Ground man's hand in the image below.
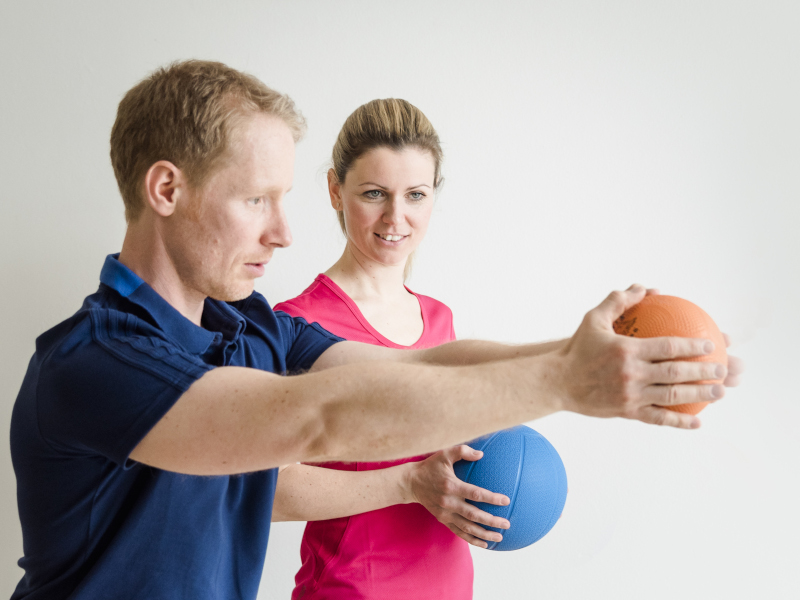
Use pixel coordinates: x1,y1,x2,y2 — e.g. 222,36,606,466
557,284,728,429
722,332,745,388
402,445,510,548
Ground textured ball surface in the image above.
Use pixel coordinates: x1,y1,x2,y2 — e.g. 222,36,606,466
453,425,567,551
613,294,727,415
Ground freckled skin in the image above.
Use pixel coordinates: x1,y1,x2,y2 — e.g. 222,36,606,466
162,114,296,303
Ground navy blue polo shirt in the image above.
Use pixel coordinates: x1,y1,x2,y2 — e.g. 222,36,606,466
10,254,342,600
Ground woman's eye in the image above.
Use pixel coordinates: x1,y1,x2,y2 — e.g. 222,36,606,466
409,192,425,201
249,197,263,205
364,190,383,199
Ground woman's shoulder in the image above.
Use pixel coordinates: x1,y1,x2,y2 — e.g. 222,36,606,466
273,275,340,319
274,274,371,342
407,290,456,345
410,291,453,320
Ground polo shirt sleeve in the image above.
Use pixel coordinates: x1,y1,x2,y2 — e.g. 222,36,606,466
232,291,343,374
36,310,213,466
279,314,344,373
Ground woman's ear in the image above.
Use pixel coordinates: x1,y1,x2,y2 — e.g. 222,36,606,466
328,168,342,210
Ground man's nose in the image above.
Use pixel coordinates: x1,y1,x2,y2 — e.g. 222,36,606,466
264,201,293,248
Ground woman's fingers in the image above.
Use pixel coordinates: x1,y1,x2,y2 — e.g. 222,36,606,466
448,496,509,529
446,524,492,549
448,514,504,546
444,444,482,464
455,479,509,509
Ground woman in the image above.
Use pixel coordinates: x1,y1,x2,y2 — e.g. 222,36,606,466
273,99,509,600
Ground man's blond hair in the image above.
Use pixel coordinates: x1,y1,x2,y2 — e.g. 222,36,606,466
110,60,306,222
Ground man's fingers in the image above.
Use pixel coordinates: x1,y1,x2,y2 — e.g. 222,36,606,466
637,406,701,430
647,360,727,385
643,382,724,407
636,336,714,361
591,285,647,325
725,355,745,387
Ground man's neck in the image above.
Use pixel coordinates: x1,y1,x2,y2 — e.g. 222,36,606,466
118,220,206,326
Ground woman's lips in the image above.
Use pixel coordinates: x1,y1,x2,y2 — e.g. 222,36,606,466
375,233,408,246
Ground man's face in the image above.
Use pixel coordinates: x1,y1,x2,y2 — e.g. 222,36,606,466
163,113,295,302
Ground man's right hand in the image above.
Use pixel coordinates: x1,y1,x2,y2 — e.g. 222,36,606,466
554,284,727,429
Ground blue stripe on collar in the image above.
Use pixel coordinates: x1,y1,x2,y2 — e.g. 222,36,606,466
99,254,144,298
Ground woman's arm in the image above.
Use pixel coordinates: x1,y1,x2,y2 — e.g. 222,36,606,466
310,338,567,372
273,446,512,548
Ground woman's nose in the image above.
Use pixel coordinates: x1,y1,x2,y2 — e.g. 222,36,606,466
383,197,405,225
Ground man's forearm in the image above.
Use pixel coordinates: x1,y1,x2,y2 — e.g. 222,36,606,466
301,354,564,465
131,353,562,476
272,463,412,522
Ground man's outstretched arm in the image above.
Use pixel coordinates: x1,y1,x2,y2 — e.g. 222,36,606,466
312,288,743,389
129,285,727,477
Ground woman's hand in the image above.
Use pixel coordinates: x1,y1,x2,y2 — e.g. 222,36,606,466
403,445,510,548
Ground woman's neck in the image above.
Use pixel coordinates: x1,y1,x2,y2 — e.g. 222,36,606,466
324,243,409,303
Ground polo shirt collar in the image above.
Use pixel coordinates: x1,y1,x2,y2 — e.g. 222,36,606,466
99,253,245,355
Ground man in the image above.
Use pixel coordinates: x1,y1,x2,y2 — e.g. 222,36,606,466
10,60,739,599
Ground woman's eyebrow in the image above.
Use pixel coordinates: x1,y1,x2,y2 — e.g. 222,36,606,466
356,182,432,190
357,181,388,188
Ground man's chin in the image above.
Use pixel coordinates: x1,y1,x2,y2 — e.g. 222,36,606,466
205,282,256,303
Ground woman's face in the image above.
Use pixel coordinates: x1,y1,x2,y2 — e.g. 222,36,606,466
331,146,436,269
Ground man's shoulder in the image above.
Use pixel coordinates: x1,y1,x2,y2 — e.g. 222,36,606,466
33,289,200,398
37,289,162,357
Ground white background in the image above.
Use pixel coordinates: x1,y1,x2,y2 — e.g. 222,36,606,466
1,1,798,598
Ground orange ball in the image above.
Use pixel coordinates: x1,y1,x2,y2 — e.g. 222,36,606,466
613,295,727,415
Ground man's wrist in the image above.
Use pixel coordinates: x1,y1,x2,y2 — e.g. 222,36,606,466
529,349,570,416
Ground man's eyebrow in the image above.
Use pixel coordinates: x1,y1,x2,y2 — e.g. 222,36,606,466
252,185,292,196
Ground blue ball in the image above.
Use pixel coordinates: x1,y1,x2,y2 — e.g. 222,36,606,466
453,425,568,551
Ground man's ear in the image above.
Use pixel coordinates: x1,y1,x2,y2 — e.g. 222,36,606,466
143,161,185,217
327,168,342,211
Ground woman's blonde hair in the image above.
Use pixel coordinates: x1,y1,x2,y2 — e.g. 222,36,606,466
331,99,443,280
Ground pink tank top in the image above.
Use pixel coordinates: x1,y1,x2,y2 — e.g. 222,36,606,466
274,274,473,600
